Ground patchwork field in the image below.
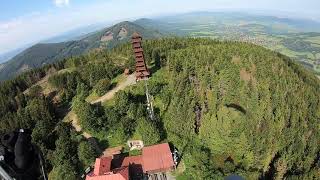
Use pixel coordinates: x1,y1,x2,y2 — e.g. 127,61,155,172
136,13,320,73
177,25,320,73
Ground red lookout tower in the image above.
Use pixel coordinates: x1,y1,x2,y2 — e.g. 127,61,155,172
131,32,150,81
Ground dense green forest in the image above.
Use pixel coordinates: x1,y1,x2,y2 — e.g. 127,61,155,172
0,38,320,179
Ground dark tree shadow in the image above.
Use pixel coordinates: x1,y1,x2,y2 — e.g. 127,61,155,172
54,100,71,119
109,82,117,90
153,107,167,140
111,154,143,179
88,137,105,155
260,152,280,180
130,94,147,104
149,65,161,75
225,103,246,114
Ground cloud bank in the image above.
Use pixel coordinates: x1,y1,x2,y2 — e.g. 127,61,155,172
54,0,70,7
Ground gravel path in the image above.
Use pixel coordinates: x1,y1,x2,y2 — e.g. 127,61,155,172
91,74,136,104
69,74,136,139
66,111,92,139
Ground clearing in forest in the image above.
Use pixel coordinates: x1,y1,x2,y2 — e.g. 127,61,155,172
67,73,136,139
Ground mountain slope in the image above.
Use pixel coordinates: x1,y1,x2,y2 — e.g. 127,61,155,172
116,38,320,179
81,21,162,49
0,46,28,64
41,22,111,43
1,38,320,179
150,39,320,179
0,21,162,81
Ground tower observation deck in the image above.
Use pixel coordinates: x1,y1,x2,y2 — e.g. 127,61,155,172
131,32,150,81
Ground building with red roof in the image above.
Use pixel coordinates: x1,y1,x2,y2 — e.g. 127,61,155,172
86,156,129,180
93,157,112,176
142,143,175,174
87,164,129,180
86,143,175,180
118,155,143,179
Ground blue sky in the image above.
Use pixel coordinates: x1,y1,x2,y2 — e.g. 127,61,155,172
0,0,320,54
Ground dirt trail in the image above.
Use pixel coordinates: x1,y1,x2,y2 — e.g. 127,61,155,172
68,74,136,138
65,111,92,139
23,73,52,95
23,68,69,95
91,74,136,104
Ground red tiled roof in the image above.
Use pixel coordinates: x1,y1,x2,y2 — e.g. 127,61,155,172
113,167,129,180
93,157,112,176
86,166,129,180
121,155,143,167
142,143,174,173
87,143,174,180
122,155,143,177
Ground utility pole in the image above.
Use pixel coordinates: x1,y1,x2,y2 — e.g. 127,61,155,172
145,81,155,121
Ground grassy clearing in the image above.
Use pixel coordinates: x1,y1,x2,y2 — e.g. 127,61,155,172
86,73,128,103
274,45,310,58
24,68,74,95
111,73,126,84
86,91,99,102
102,98,115,107
172,160,186,179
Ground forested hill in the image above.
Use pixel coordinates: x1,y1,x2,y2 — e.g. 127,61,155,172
0,21,162,81
0,38,319,179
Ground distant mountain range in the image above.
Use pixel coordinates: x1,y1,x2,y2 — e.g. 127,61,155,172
0,23,110,64
2,11,320,81
41,22,111,43
135,12,320,35
0,21,162,81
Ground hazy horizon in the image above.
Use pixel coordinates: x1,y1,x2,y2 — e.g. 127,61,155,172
1,0,320,55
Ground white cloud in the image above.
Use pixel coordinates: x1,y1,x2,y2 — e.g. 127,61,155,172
54,0,70,7
0,20,21,33
0,11,80,53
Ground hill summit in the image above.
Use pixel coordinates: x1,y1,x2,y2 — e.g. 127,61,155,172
0,21,162,81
